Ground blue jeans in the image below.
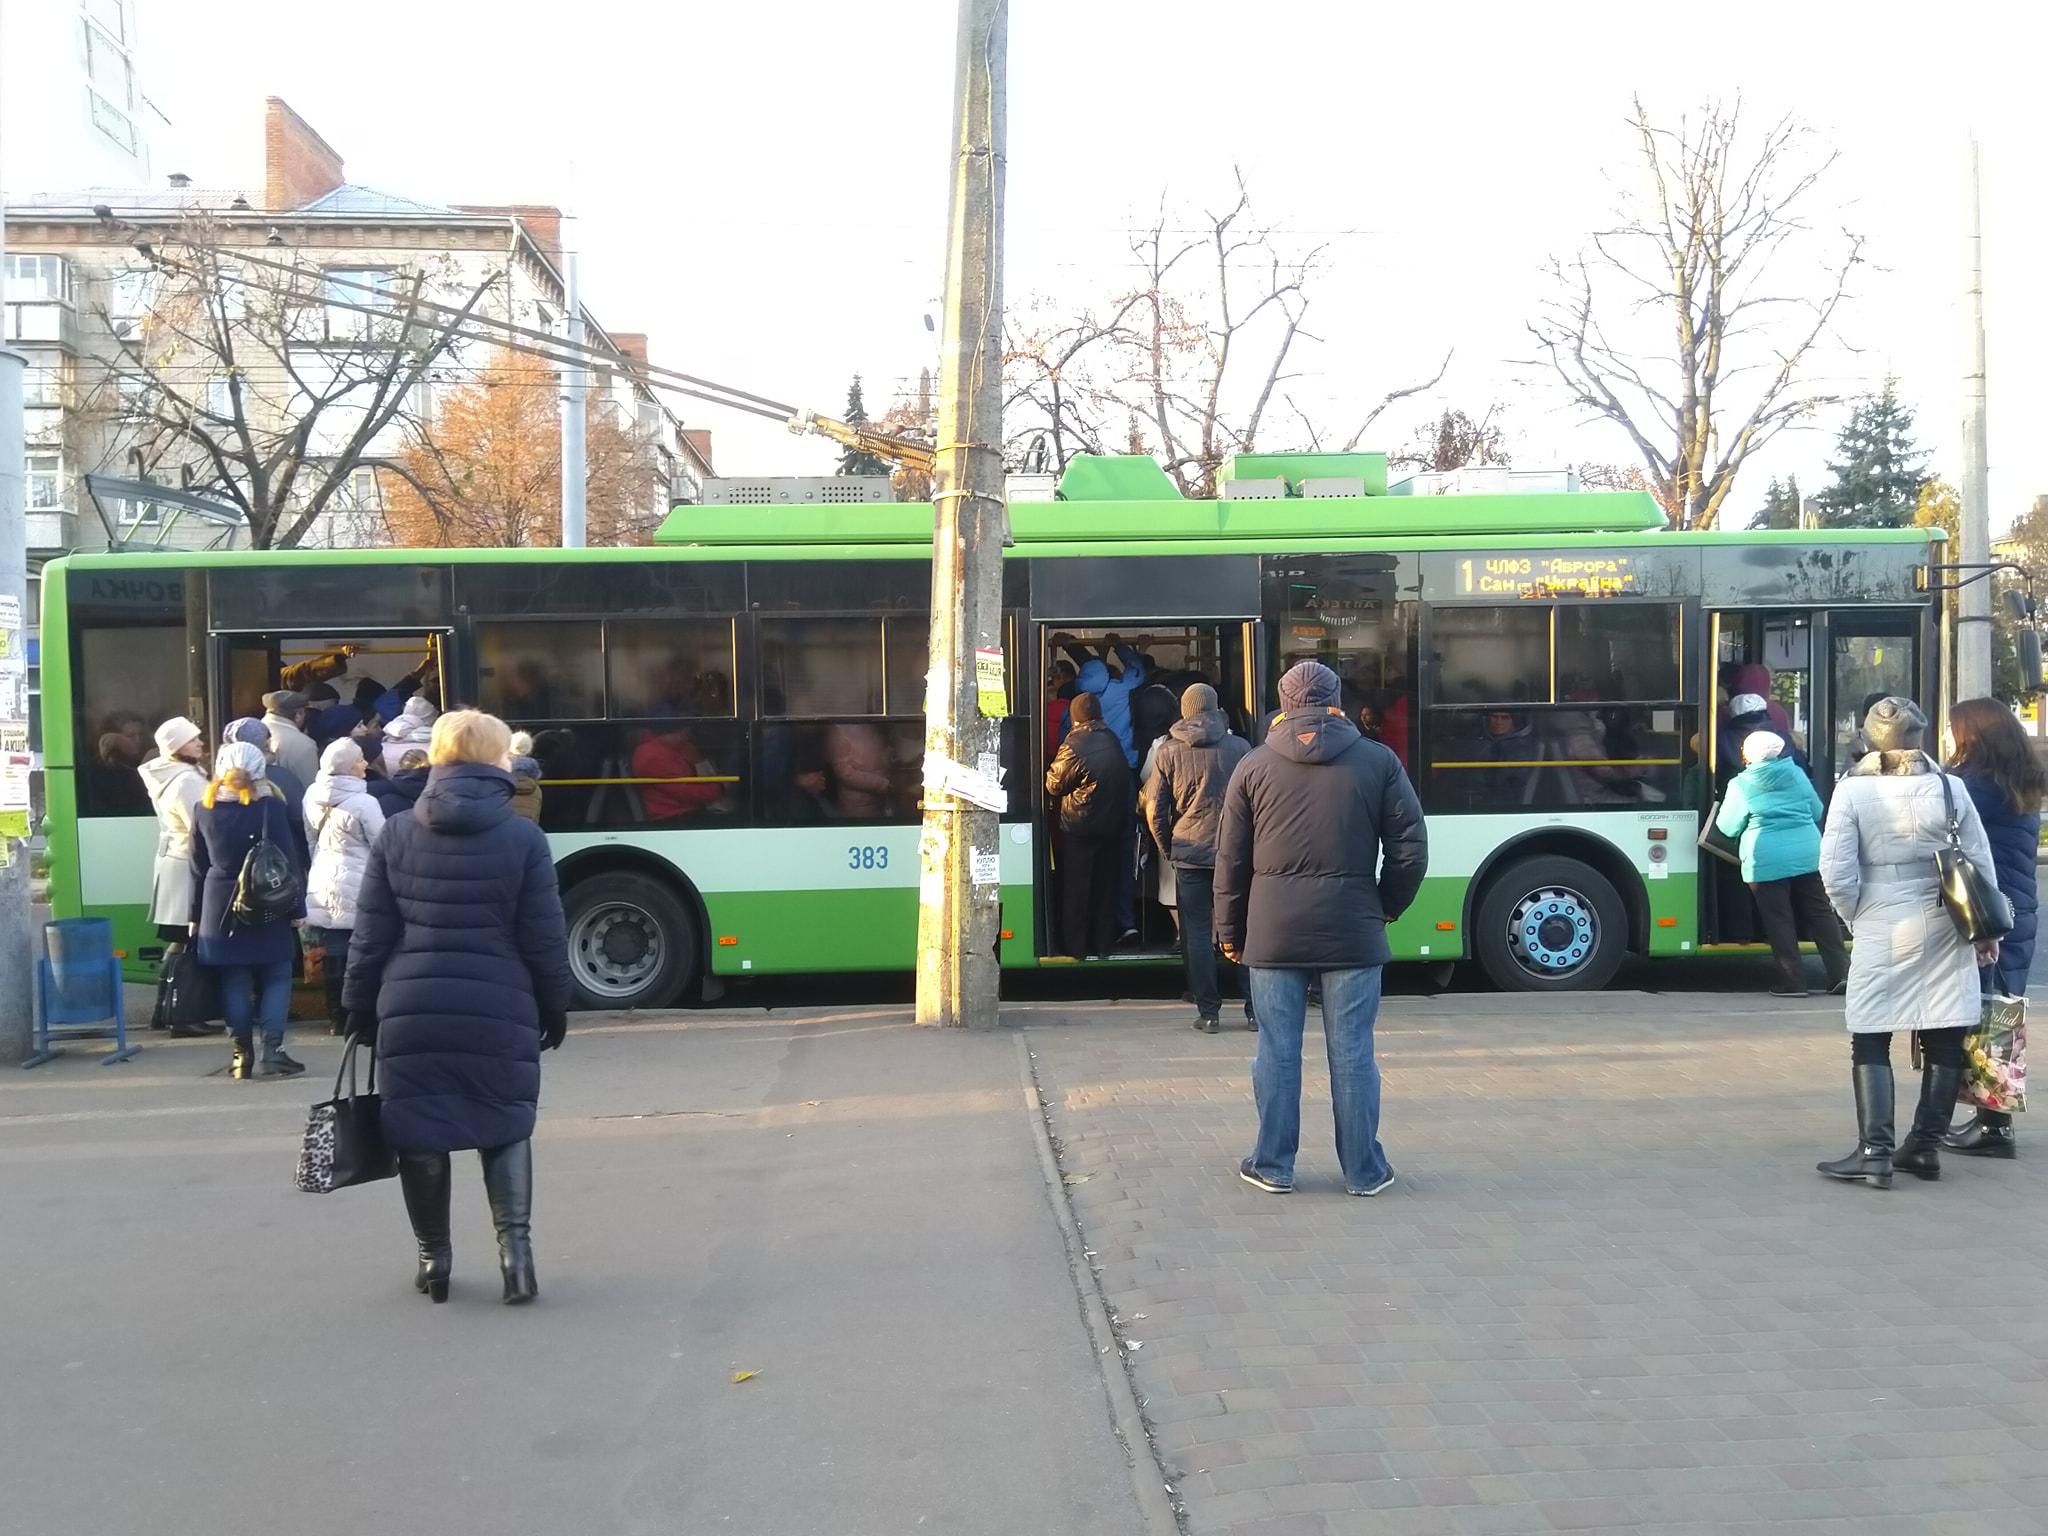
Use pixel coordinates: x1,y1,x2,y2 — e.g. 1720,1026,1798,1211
1174,867,1251,1022
217,961,293,1045
1246,966,1390,1192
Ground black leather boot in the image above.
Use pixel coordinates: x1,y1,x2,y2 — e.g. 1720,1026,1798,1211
1894,1064,1965,1181
397,1154,453,1302
1818,1062,1894,1187
1946,1107,2018,1158
227,1033,254,1080
480,1140,537,1304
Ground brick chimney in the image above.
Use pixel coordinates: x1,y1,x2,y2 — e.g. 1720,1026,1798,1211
263,97,345,211
682,428,714,472
609,332,649,368
456,204,564,266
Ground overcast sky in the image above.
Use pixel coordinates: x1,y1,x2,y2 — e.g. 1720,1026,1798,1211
139,0,2047,526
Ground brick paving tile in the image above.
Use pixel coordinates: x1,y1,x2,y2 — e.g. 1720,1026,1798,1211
1026,992,2048,1536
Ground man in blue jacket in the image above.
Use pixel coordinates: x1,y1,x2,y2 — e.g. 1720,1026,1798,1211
1216,660,1428,1197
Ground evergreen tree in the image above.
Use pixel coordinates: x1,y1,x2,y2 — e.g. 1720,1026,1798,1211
1813,378,1928,528
836,374,890,477
1750,474,1803,530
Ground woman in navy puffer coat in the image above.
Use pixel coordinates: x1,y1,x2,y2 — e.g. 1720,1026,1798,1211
344,710,571,1304
1943,698,2044,1158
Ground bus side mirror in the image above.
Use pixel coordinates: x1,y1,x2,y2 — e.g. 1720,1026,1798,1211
2004,588,2036,622
2021,627,2047,693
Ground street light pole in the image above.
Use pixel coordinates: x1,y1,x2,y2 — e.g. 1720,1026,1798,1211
560,249,587,548
915,0,1007,1029
1957,137,1992,701
0,50,35,1063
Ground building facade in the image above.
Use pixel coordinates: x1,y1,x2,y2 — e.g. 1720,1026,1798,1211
4,96,711,563
0,0,155,192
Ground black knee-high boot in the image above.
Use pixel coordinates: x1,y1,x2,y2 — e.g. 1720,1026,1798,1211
1895,1063,1965,1180
1817,1062,1894,1187
479,1140,537,1304
397,1153,453,1301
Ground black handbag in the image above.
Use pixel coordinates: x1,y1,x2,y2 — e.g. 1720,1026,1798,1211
294,1035,397,1193
158,944,219,1029
1697,800,1743,868
1931,760,2015,943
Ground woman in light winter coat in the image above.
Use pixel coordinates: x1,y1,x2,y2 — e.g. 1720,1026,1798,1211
304,738,386,1036
1715,731,1848,997
139,716,208,937
381,695,439,775
1817,697,2000,1188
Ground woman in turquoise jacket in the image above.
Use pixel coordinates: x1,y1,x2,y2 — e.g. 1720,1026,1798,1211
1717,730,1849,997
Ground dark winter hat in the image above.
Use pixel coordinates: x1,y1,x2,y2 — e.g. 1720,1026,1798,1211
1862,695,1927,753
1069,690,1102,724
306,682,340,704
262,689,306,715
1180,682,1218,719
1278,660,1341,711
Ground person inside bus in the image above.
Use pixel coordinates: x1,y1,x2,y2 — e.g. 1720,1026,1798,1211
1045,690,1131,959
1470,709,1543,807
1071,636,1151,940
1045,659,1078,755
90,717,153,815
1717,691,1807,785
823,721,892,819
632,725,726,822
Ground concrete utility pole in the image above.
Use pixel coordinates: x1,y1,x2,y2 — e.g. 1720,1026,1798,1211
1957,138,1993,701
0,64,36,1064
559,249,587,548
915,0,1007,1029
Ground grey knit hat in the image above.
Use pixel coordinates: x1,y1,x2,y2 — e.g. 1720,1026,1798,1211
1862,695,1927,753
1179,682,1218,719
1278,660,1341,711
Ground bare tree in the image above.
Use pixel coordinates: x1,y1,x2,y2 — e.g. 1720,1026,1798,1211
78,218,503,548
1528,98,1863,530
1392,405,1512,473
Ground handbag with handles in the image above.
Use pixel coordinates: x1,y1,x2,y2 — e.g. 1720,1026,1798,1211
1929,759,2015,943
295,1035,397,1194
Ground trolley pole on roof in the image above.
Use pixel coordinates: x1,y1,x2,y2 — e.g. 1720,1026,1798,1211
1956,137,1992,702
915,0,1007,1029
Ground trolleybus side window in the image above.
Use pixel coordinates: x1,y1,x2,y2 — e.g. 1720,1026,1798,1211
476,621,603,720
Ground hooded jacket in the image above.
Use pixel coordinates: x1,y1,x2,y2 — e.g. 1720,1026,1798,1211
1143,710,1251,869
1075,647,1148,768
381,697,438,775
1213,709,1428,968
138,754,206,925
1714,755,1824,884
1044,718,1132,839
509,755,543,825
303,743,387,930
342,763,572,1154
369,766,429,817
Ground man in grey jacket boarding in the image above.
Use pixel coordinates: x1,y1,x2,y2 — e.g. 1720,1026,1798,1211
1216,661,1428,1196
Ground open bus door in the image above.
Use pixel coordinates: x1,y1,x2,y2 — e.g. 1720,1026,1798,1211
209,628,452,742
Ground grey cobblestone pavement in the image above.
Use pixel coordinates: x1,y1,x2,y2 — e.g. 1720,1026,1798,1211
1023,988,2048,1536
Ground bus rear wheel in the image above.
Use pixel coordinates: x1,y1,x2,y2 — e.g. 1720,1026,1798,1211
1473,855,1628,992
563,871,699,1011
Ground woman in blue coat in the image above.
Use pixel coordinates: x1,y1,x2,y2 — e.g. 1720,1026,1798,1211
1716,730,1849,997
1944,698,2044,1157
188,741,307,1080
343,710,571,1304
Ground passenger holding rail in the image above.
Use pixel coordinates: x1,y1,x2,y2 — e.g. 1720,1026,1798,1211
1715,731,1848,998
1045,691,1131,959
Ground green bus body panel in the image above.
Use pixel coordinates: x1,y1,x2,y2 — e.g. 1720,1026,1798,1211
1053,455,1183,501
1219,452,1389,497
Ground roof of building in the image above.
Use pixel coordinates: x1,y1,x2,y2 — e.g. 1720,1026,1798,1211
7,188,259,215
294,183,460,216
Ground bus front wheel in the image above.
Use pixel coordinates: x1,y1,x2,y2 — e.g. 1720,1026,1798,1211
563,871,699,1011
1473,856,1627,992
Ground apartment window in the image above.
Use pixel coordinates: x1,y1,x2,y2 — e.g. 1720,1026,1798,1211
4,255,71,305
26,455,64,511
206,376,236,418
83,11,138,154
22,363,66,409
85,0,132,44
324,268,398,341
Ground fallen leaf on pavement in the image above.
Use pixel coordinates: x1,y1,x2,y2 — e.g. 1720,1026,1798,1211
731,1370,757,1384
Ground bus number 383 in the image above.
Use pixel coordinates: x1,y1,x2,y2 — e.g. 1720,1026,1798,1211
848,846,890,870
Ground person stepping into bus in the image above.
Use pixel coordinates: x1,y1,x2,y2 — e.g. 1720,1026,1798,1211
1215,661,1427,1197
1045,690,1131,960
1144,683,1253,1033
262,689,321,789
1715,730,1848,998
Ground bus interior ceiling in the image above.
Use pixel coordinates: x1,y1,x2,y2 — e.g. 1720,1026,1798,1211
1040,623,1251,958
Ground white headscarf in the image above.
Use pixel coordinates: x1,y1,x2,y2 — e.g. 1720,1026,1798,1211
213,741,269,781
318,737,366,779
1741,730,1786,766
384,694,438,744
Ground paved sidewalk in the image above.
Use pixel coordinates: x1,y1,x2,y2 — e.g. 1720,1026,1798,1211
1024,990,2048,1536
0,1010,1144,1536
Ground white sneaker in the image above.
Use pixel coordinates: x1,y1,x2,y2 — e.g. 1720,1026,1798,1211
1347,1171,1395,1197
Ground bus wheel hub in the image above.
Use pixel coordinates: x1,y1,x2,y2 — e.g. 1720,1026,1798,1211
1509,888,1595,975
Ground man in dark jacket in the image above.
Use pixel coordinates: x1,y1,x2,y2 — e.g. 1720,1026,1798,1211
1045,691,1131,959
1145,683,1253,1032
1215,660,1427,1197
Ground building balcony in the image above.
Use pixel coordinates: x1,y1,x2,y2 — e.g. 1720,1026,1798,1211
3,301,79,354
26,508,77,555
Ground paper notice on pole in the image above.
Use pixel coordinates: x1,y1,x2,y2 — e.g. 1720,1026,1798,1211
971,850,1001,886
0,750,30,816
923,752,1008,812
974,647,1006,718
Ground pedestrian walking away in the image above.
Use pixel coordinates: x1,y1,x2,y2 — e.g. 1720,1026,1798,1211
1143,682,1253,1032
1044,690,1131,960
189,741,308,1081
303,738,387,1037
343,709,571,1305
1214,660,1428,1196
1716,730,1848,997
1817,697,2000,1188
1944,697,2045,1158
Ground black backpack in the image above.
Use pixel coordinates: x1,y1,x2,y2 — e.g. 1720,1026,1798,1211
230,811,301,928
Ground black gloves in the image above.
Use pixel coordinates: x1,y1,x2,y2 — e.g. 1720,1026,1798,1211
540,1010,568,1052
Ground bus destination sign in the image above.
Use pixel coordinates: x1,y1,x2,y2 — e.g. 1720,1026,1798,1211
1456,553,1638,599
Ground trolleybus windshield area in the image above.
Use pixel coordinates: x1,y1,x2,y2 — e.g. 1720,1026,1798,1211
41,451,1944,1010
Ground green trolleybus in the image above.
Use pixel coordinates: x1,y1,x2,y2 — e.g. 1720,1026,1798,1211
42,451,1944,1009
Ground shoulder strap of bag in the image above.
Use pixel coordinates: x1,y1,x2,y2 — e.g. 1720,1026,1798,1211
1928,753,1964,850
333,1034,377,1099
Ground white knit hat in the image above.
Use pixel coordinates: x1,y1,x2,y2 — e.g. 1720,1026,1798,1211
1741,731,1786,766
153,716,201,757
1729,693,1769,718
